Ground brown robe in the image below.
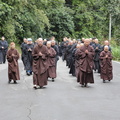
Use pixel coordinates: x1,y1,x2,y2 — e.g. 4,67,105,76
7,49,20,81
47,47,57,79
75,45,94,85
32,45,49,87
100,51,113,80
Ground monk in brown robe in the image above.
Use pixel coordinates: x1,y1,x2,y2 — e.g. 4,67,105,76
47,41,57,82
75,43,84,79
7,42,20,84
32,38,49,89
100,45,113,83
75,39,94,87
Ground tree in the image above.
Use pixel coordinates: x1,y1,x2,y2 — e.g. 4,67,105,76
45,6,74,41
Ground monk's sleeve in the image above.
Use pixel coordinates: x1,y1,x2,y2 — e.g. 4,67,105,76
108,53,112,60
13,50,19,60
100,52,106,60
32,48,39,60
75,49,86,59
87,47,94,59
41,47,48,60
7,51,13,62
50,49,56,58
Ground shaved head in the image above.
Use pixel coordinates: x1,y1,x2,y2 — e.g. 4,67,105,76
37,38,43,46
104,45,109,51
47,41,51,48
104,40,109,45
84,39,90,46
95,39,99,44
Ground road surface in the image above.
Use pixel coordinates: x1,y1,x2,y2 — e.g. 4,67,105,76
0,58,120,120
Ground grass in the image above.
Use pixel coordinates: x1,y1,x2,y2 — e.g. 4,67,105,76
110,40,120,61
111,46,120,61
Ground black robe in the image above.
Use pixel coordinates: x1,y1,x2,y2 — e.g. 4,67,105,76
51,45,59,66
101,45,111,52
0,40,8,63
68,43,77,68
92,43,101,73
69,48,77,76
61,41,67,61
20,42,27,68
66,45,72,67
24,43,34,72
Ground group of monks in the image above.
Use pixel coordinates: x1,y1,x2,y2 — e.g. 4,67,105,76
0,36,113,89
60,37,113,87
7,37,59,89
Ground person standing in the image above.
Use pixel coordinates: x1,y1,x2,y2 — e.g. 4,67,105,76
32,38,49,89
92,39,101,73
47,41,57,82
0,36,8,64
100,46,113,83
101,40,111,52
75,43,84,78
61,37,67,61
75,39,94,87
7,42,20,84
24,38,34,76
20,38,28,69
51,40,59,67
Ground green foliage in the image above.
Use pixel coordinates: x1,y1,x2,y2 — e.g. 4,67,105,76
111,45,120,61
45,6,74,41
0,0,50,43
0,0,119,44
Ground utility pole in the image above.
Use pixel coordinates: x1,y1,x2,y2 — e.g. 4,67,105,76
109,14,112,41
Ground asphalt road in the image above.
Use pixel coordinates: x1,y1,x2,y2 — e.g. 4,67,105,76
0,58,120,120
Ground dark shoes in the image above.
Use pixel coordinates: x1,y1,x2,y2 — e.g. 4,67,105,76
14,81,17,84
52,78,55,82
8,80,11,84
26,71,32,76
27,72,30,76
8,80,17,84
103,80,111,83
81,84,88,87
84,84,87,87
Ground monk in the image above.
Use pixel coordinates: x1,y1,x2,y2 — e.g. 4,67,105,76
92,39,101,73
0,36,8,64
101,40,111,52
20,38,27,69
32,38,49,89
75,39,94,87
75,43,84,78
47,41,57,82
24,38,34,76
7,42,20,84
100,45,113,83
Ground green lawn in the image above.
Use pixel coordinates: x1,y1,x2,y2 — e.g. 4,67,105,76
111,46,120,61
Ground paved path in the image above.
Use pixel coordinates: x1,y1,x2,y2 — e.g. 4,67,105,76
0,59,120,120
